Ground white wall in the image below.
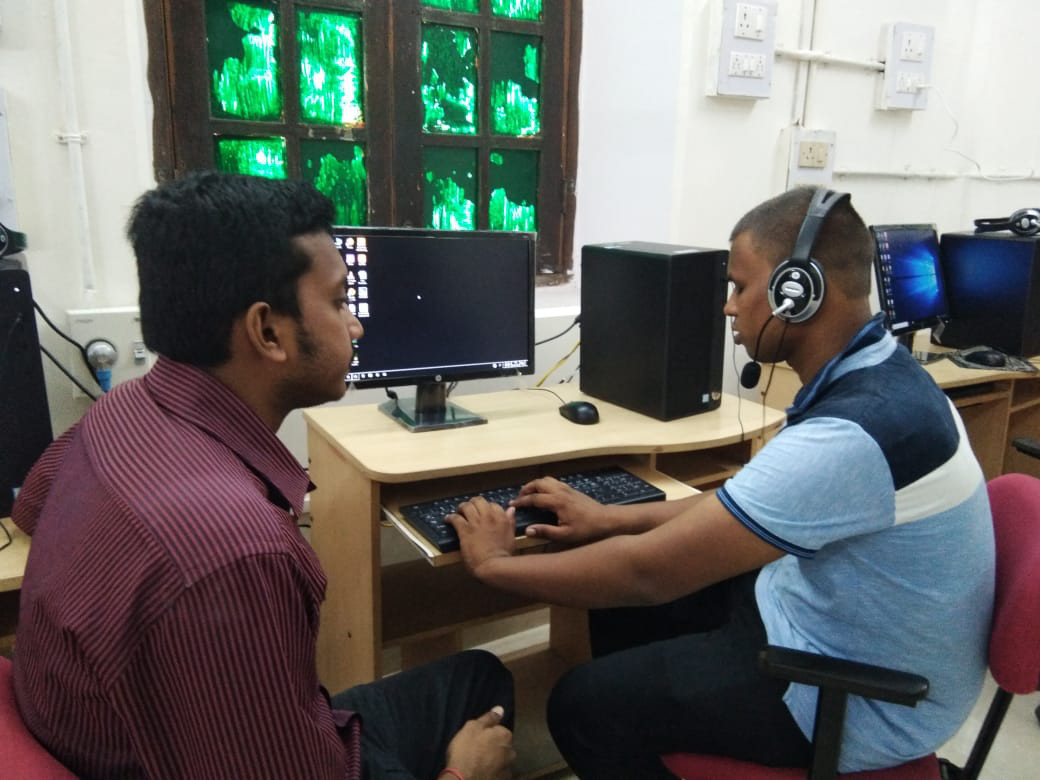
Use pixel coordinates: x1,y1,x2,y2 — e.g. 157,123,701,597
2,0,1039,458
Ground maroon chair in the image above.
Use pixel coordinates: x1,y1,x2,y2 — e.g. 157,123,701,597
0,656,77,778
662,473,1040,780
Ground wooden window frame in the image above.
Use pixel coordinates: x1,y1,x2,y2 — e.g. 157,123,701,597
143,0,581,282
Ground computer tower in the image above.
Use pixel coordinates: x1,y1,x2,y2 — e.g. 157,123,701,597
934,232,1040,357
1,267,53,517
580,241,728,420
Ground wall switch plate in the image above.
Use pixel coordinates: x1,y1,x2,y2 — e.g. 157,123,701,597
67,306,155,398
706,0,777,99
877,22,934,110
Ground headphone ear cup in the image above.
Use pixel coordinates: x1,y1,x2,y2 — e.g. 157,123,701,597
1009,208,1040,236
768,259,826,323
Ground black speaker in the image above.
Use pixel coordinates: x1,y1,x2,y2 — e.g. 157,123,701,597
934,232,1040,357
1,268,53,517
580,242,728,421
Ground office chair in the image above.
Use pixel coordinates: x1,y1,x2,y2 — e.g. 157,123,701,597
0,656,76,778
662,472,1040,780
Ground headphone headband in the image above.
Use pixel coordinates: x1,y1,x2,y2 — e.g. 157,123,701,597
974,207,1040,237
790,189,851,265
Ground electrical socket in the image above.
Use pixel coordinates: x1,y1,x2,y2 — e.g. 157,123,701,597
728,51,766,78
877,22,933,110
706,0,777,99
67,306,154,398
734,2,767,41
798,141,829,169
781,127,836,188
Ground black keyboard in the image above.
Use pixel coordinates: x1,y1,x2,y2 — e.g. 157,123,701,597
398,466,666,553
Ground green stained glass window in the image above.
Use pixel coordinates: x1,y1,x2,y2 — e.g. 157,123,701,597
302,141,368,225
491,0,542,21
422,0,479,12
298,9,364,126
214,136,287,178
424,147,477,230
491,33,541,136
207,1,282,120
421,24,478,135
489,149,537,231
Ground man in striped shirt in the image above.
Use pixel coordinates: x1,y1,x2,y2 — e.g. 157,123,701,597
12,172,515,779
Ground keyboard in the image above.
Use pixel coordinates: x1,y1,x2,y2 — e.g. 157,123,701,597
397,466,667,553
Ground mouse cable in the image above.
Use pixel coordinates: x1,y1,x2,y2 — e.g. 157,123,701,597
534,339,580,387
523,386,566,405
535,314,580,346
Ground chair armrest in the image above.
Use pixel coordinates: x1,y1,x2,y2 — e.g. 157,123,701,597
1012,437,1040,459
759,645,929,707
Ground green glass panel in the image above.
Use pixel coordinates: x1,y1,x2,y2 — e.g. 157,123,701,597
489,149,537,231
491,33,541,136
302,140,368,225
206,0,282,120
214,136,287,179
491,0,542,21
421,24,478,135
422,0,479,12
424,147,476,230
298,9,364,126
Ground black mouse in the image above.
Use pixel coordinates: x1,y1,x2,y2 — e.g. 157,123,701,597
964,349,1007,368
559,400,600,425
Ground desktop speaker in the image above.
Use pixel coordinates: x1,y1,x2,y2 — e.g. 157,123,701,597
580,242,728,420
1,267,53,517
934,232,1040,358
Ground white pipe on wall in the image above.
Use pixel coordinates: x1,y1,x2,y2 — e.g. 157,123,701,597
53,0,97,296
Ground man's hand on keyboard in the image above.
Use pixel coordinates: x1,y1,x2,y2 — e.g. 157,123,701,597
511,477,614,544
446,496,518,574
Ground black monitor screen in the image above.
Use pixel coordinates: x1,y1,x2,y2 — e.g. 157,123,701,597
870,224,948,336
940,233,1033,317
332,227,535,389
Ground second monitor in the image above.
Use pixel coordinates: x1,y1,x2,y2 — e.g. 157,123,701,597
332,226,535,431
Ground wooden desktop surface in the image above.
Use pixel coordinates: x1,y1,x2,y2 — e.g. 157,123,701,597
0,517,29,593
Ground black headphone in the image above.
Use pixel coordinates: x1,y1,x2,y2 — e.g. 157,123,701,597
0,222,27,258
973,208,1040,237
766,188,850,323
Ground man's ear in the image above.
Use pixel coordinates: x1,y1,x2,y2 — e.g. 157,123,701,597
240,301,290,363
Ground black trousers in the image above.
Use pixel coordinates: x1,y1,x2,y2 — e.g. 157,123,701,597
547,572,812,779
331,649,514,779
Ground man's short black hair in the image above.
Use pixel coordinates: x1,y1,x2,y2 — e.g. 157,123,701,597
127,171,335,367
730,187,874,299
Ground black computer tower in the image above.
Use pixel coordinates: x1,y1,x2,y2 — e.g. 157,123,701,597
1,267,53,517
580,242,728,420
934,232,1040,357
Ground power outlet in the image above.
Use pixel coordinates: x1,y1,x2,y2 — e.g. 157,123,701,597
706,0,777,99
67,306,154,398
798,141,829,169
877,22,934,110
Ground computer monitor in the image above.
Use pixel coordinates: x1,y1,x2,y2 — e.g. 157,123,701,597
870,224,948,354
332,226,535,431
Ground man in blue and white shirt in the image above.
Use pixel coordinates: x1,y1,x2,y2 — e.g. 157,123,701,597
449,187,995,777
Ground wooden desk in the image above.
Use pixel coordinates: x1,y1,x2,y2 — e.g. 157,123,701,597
303,385,784,692
761,351,1040,482
0,517,29,593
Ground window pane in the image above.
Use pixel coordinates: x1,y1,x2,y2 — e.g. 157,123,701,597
424,147,477,230
422,0,479,12
214,136,287,178
491,32,541,136
302,140,368,225
298,9,364,126
206,0,282,120
491,0,542,21
421,24,478,135
489,149,537,231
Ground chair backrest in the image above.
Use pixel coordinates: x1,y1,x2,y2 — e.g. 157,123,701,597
986,473,1040,694
0,656,77,778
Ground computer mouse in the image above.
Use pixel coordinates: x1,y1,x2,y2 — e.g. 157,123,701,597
965,349,1007,368
559,400,600,425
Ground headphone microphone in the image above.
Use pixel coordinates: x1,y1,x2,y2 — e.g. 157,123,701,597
739,298,795,389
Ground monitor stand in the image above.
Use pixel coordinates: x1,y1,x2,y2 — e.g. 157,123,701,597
378,382,487,432
898,333,945,365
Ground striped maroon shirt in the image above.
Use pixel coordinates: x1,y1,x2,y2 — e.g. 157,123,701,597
12,358,361,778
